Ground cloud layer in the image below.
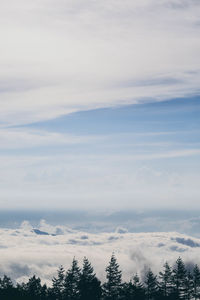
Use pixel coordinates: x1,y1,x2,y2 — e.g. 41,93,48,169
1,221,200,285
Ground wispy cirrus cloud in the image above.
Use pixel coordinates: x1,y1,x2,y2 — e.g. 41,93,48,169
0,128,100,149
0,0,200,125
0,0,199,210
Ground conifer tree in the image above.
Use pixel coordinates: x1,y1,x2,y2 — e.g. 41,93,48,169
132,273,145,299
103,253,122,300
145,269,158,300
120,281,132,300
52,265,65,300
79,257,101,300
185,271,193,300
193,264,200,300
63,258,81,300
0,275,13,289
159,262,173,298
0,275,15,300
40,284,48,300
26,275,42,300
172,257,187,299
16,282,27,300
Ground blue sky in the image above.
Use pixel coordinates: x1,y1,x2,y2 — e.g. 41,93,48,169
0,96,199,210
0,0,200,210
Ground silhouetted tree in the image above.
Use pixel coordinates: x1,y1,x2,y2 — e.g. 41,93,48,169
185,271,193,300
63,258,81,300
103,253,122,300
193,264,200,300
25,275,43,300
172,257,187,299
159,262,173,298
79,257,101,300
0,275,16,300
52,265,65,300
145,269,159,300
121,274,145,300
132,273,146,299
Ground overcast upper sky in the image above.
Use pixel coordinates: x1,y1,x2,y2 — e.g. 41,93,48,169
0,0,200,210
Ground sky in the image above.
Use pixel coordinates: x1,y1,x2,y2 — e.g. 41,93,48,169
0,0,200,210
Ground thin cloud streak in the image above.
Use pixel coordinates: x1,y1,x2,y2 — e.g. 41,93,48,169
0,0,199,125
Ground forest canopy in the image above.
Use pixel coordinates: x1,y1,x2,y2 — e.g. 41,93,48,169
0,255,200,300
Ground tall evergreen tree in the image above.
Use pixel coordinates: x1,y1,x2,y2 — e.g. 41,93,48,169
120,282,132,300
63,258,81,300
159,262,173,298
145,269,158,300
25,275,43,300
172,257,187,299
79,257,101,300
103,253,122,300
120,274,145,300
0,275,16,300
0,275,13,289
52,265,65,300
16,282,27,300
185,271,193,300
39,284,48,300
132,273,145,299
193,264,200,300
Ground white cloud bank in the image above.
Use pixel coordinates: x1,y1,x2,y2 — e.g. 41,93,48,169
0,0,200,125
1,221,200,285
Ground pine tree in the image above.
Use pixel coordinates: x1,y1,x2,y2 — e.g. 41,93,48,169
132,273,145,299
172,257,187,299
63,258,81,300
159,262,173,298
103,253,122,300
16,282,27,300
25,275,42,300
145,269,158,300
79,257,101,300
41,284,48,300
0,275,15,300
0,275,13,289
120,277,144,300
52,265,65,300
185,271,193,300
193,264,200,300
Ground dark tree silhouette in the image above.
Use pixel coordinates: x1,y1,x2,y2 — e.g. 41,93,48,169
193,264,200,300
63,257,81,300
79,257,101,300
185,271,193,300
1,255,200,300
0,275,17,300
121,274,145,300
132,273,146,299
26,275,44,300
103,253,122,300
145,269,159,300
159,262,173,298
172,257,187,299
52,265,65,300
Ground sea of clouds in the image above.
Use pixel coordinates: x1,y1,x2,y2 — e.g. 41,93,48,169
1,220,200,285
